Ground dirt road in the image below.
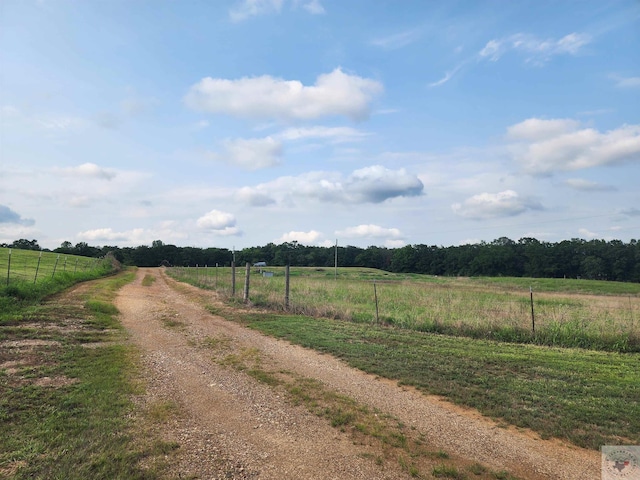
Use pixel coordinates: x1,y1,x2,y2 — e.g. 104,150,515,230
115,268,600,479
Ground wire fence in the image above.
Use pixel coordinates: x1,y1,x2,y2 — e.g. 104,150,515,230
0,248,105,286
167,264,640,352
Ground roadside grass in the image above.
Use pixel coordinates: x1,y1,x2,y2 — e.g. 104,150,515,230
205,333,518,480
169,267,640,352
0,269,180,479
205,305,639,451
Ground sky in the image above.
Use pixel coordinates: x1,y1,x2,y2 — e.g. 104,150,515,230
1,0,639,251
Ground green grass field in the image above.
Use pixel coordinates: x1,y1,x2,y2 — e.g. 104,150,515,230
169,266,640,352
0,247,105,286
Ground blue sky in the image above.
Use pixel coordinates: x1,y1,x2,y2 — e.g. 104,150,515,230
1,0,639,250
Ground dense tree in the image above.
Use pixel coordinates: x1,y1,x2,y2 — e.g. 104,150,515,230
6,237,640,282
10,239,41,251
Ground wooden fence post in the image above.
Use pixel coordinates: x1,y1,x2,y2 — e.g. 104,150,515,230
34,252,42,284
530,286,535,333
51,254,60,279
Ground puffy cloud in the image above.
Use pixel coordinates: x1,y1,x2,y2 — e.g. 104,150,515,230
346,166,424,203
507,118,580,141
53,162,117,180
0,205,35,226
208,137,283,170
196,210,242,236
275,230,322,245
184,68,383,122
336,224,402,239
197,210,235,229
565,178,616,192
258,165,423,204
451,190,542,219
507,118,640,174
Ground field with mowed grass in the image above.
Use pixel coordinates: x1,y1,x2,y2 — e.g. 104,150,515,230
170,266,640,450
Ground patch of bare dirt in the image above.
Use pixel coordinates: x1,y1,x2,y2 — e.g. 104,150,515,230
116,268,601,480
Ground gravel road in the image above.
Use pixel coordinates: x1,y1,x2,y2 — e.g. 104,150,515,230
115,268,601,479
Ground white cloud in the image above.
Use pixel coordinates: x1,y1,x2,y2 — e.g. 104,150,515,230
347,166,424,203
235,187,276,206
452,190,542,219
277,126,370,143
229,0,284,21
565,178,616,192
610,74,640,88
53,162,117,180
480,32,591,65
479,39,503,61
370,29,421,50
257,165,423,205
77,227,141,242
428,63,465,88
297,0,324,14
507,118,580,141
196,210,240,237
229,0,323,21
184,68,383,122
578,228,598,239
76,227,188,246
507,118,640,174
275,230,322,245
335,224,402,239
208,137,283,170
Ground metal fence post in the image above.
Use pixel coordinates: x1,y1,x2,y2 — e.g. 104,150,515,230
243,262,250,303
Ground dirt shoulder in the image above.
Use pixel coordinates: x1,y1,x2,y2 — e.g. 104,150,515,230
116,268,600,480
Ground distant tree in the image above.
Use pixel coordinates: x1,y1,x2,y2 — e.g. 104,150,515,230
11,238,41,251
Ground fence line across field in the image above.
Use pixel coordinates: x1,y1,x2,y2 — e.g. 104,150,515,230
169,265,640,347
1,249,104,286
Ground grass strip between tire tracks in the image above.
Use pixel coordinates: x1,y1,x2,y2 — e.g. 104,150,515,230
0,269,177,479
214,308,640,451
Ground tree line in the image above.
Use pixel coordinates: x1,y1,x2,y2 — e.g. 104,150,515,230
3,236,640,282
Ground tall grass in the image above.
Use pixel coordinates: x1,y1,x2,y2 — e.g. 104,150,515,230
168,266,640,352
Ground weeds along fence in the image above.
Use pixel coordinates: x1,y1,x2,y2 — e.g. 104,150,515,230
167,265,640,352
0,248,106,286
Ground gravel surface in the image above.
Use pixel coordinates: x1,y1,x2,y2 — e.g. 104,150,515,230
115,268,601,479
